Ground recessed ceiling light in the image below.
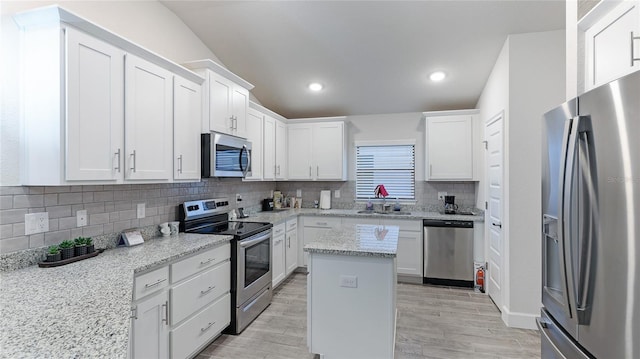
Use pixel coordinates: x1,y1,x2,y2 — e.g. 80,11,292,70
308,82,323,91
429,71,446,82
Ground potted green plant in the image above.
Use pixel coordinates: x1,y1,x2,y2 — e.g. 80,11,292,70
85,237,94,254
74,237,87,256
46,245,61,262
59,240,75,260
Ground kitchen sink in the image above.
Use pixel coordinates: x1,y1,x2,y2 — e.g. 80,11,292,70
357,210,412,215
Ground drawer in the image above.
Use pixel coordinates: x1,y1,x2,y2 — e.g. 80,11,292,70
383,219,422,232
171,293,231,359
342,217,381,226
172,243,230,283
273,222,286,237
304,217,341,228
134,266,169,301
171,261,230,324
286,219,297,231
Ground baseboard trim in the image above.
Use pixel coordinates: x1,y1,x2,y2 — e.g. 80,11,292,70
501,307,539,330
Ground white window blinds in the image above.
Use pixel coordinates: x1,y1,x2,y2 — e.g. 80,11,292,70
355,144,415,200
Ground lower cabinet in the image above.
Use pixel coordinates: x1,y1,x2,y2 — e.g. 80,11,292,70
130,242,230,359
301,217,342,266
272,222,286,287
285,220,298,275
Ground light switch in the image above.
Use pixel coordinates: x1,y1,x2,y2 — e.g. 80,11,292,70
77,210,87,227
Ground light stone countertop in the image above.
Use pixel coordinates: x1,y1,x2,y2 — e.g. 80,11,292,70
0,233,232,359
236,207,484,224
304,224,399,258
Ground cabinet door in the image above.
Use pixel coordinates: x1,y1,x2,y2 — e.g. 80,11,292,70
275,119,288,180
395,230,423,277
173,76,202,181
245,109,263,180
286,228,298,275
426,115,473,180
66,28,124,181
132,291,169,359
208,72,233,135
125,55,173,180
585,1,640,90
313,122,345,180
273,232,286,287
302,226,335,266
263,116,276,180
287,124,313,180
232,86,249,138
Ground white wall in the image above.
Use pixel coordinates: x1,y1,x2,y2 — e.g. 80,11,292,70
476,30,565,329
0,1,225,185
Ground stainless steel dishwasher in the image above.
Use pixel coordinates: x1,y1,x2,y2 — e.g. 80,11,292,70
423,219,474,287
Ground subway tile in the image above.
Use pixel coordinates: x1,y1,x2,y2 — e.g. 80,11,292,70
82,185,104,192
84,203,105,214
44,230,72,246
71,204,84,214
113,220,132,233
82,192,94,203
58,217,77,230
103,202,115,212
103,223,114,234
109,212,120,222
90,212,109,225
119,209,136,220
0,196,12,209
13,194,44,208
48,218,59,231
0,209,28,225
27,187,45,194
145,207,158,217
82,225,103,237
29,233,45,248
94,191,114,202
44,186,71,194
46,205,72,219
0,187,28,195
44,194,58,206
114,201,132,211
1,224,13,239
138,216,156,227
13,223,25,236
70,228,83,240
28,208,45,213
58,192,83,205
0,236,29,253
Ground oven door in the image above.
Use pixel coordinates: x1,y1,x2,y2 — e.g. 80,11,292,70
237,230,271,304
202,133,252,178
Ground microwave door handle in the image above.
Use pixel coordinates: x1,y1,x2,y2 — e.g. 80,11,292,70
241,145,251,177
239,232,271,248
559,116,578,320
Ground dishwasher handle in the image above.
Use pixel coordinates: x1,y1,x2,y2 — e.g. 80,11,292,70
423,219,474,228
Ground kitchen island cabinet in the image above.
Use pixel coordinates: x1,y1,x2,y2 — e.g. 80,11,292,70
304,224,398,359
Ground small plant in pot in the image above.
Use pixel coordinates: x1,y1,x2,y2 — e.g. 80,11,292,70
59,240,75,260
46,245,61,262
74,237,87,256
85,237,94,254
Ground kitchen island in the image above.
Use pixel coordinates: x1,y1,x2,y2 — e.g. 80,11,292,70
304,224,399,359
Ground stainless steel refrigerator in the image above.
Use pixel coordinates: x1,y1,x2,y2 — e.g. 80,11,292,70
540,70,640,358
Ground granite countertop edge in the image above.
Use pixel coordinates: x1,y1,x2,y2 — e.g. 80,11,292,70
237,208,484,223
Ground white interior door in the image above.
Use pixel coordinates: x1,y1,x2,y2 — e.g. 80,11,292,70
485,113,504,311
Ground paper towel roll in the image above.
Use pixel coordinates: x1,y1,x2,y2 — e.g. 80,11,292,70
319,190,331,209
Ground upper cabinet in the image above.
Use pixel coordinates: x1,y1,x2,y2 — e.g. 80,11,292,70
263,115,277,181
275,118,288,181
287,120,347,181
173,76,203,181
581,1,640,91
14,6,204,185
245,107,264,181
183,60,254,138
424,110,479,181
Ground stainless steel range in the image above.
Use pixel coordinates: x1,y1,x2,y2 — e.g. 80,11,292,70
179,198,273,334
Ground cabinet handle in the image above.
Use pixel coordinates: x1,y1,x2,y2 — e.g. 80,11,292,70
130,150,136,173
632,31,640,66
144,278,166,288
200,258,216,265
162,301,168,325
309,166,312,177
287,235,290,248
201,321,216,332
317,165,319,177
114,149,121,172
317,222,327,226
200,285,216,295
277,165,280,176
177,155,183,174
130,307,137,320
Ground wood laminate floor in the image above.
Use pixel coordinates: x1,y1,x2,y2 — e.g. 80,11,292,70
197,273,540,359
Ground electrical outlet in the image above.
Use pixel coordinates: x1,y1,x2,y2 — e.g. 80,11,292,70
25,212,49,235
296,189,302,197
77,210,87,227
334,190,341,198
137,203,145,219
339,275,358,288
438,192,448,201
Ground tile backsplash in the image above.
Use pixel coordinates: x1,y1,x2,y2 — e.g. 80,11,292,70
0,179,476,255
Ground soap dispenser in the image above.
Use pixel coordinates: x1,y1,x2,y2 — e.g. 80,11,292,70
393,198,401,211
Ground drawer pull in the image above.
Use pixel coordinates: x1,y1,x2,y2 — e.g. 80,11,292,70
200,285,216,295
316,222,327,226
162,301,168,325
201,321,216,332
144,278,167,288
200,258,216,265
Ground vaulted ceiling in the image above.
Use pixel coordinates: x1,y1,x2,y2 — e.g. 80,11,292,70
162,1,565,118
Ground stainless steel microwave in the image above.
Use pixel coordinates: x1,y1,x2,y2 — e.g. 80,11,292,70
202,133,252,178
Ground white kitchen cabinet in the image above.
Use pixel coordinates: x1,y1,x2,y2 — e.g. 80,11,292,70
173,76,202,181
425,111,477,181
275,119,288,180
183,60,254,138
131,289,169,359
263,115,277,180
301,217,342,266
285,219,299,275
15,8,204,186
124,55,173,181
583,1,640,91
287,121,346,180
272,222,287,287
244,108,264,181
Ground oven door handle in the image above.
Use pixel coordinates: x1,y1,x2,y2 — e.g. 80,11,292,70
239,232,271,248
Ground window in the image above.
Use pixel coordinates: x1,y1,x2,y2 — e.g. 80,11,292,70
355,142,415,200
